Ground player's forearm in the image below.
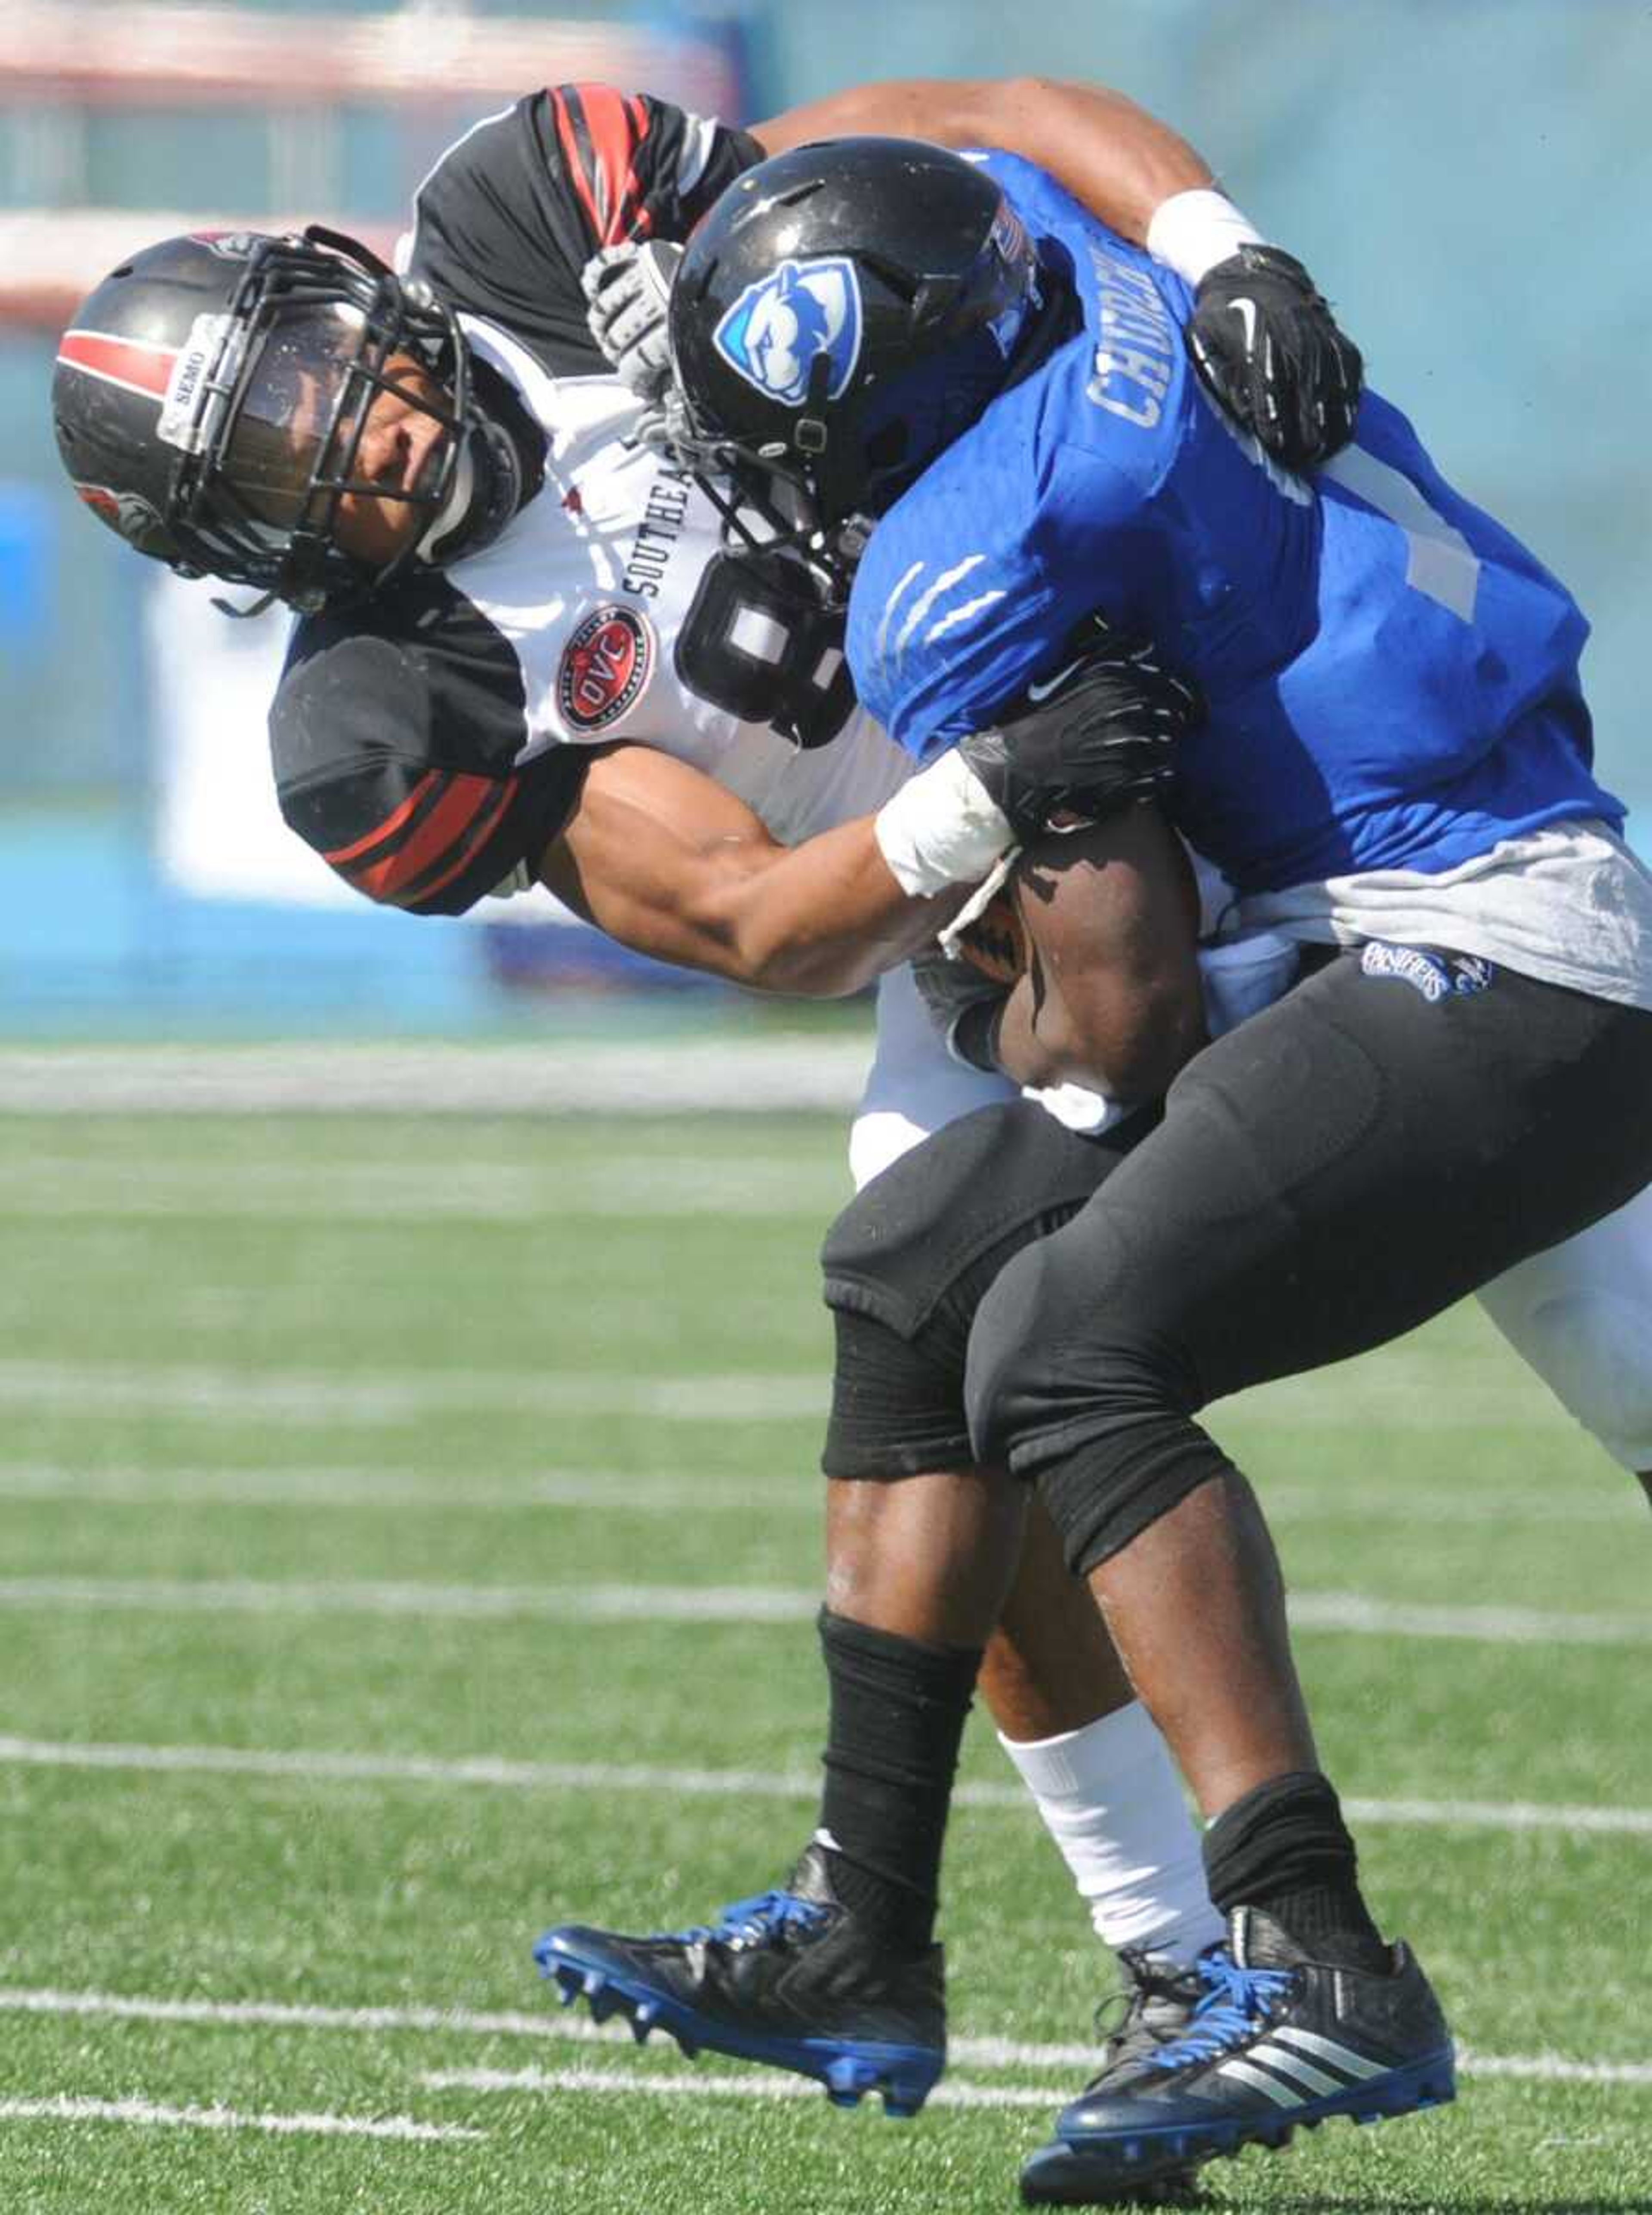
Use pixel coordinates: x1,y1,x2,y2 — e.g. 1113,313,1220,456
705,823,968,996
751,76,1212,245
544,803,962,997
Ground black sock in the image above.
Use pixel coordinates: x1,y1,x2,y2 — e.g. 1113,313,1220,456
815,1608,981,1956
1202,1770,1390,1973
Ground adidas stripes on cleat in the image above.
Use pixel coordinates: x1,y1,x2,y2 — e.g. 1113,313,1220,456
1020,1906,1455,2203
533,1841,945,2116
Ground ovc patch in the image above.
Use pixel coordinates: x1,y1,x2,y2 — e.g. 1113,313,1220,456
558,604,653,732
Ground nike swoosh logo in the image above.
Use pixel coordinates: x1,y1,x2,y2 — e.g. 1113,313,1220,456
1229,296,1258,348
1025,658,1086,704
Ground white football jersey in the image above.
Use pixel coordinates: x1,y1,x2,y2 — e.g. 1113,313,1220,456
447,311,914,845
269,87,911,916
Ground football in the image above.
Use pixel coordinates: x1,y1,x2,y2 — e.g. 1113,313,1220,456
953,885,1028,985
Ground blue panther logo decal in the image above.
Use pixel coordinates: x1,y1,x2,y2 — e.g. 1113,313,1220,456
713,257,863,407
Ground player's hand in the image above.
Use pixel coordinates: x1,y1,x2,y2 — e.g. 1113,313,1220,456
958,616,1200,840
628,384,697,459
582,240,683,402
910,941,1011,1072
1188,244,1362,470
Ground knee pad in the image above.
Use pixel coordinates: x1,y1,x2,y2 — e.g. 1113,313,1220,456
820,1100,1122,1480
1036,1417,1239,1574
965,1237,1233,1574
822,1303,975,1479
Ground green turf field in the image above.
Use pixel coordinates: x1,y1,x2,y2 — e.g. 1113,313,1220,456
0,1107,1646,2214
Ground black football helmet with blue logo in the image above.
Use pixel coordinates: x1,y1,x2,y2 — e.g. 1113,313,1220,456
668,138,1044,546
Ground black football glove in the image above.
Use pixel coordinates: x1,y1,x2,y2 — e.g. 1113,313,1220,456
1188,244,1362,470
910,942,1011,1073
959,616,1200,841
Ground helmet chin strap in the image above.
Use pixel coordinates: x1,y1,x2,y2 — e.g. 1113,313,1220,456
414,436,477,562
415,406,530,569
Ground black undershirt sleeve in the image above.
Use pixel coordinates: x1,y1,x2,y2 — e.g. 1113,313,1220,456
270,575,586,918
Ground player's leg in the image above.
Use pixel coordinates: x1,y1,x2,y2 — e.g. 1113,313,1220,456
984,1502,1224,1972
536,1098,1128,2113
973,952,1652,2191
855,961,1226,1972
1475,1178,1652,1508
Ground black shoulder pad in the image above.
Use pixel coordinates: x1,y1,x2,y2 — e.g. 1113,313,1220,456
539,86,763,250
270,586,585,915
404,90,761,380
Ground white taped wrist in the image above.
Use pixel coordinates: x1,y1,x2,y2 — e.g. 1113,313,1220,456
874,749,1014,897
1147,187,1265,288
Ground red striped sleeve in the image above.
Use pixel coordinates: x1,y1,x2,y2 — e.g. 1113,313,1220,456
321,768,440,869
549,83,650,247
549,86,603,241
326,771,502,905
407,777,521,909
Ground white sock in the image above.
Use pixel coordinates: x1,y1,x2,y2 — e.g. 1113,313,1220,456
999,1701,1224,1967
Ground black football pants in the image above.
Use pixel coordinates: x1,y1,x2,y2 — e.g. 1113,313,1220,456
962,950,1652,1573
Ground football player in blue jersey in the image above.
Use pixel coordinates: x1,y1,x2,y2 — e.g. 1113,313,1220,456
537,138,1652,2198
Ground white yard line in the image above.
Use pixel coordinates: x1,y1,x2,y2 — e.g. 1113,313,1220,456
423,2049,1652,2101
5,1989,1644,2093
1263,1488,1636,1526
0,2091,481,2141
0,1985,593,2043
419,2062,1059,2110
0,1734,833,1796
0,1578,816,1621
0,1982,1088,2071
0,1361,826,1424
1288,1592,1652,1645
1342,1795,1652,1838
0,1156,845,1221
0,1463,800,1514
0,1041,872,1115
1,1734,1649,1838
1462,2053,1652,2088
0,1352,1572,1434
0,1460,1631,1524
0,1574,1646,1645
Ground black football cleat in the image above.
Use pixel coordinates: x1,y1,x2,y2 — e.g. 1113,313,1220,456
1019,1947,1210,2206
533,1841,945,2116
1020,1907,1455,2203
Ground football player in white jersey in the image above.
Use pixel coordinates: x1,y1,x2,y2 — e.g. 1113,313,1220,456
51,71,1652,2204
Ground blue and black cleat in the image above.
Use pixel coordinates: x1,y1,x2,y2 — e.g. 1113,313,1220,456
1018,1946,1212,2205
1019,1907,1455,2204
534,1840,945,2116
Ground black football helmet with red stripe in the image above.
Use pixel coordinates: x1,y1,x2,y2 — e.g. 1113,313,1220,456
667,139,1046,552
52,227,471,611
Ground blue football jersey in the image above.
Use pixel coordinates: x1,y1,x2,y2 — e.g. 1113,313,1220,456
848,151,1621,892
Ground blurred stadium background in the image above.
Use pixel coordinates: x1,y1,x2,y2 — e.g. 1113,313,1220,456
2,0,1648,1051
